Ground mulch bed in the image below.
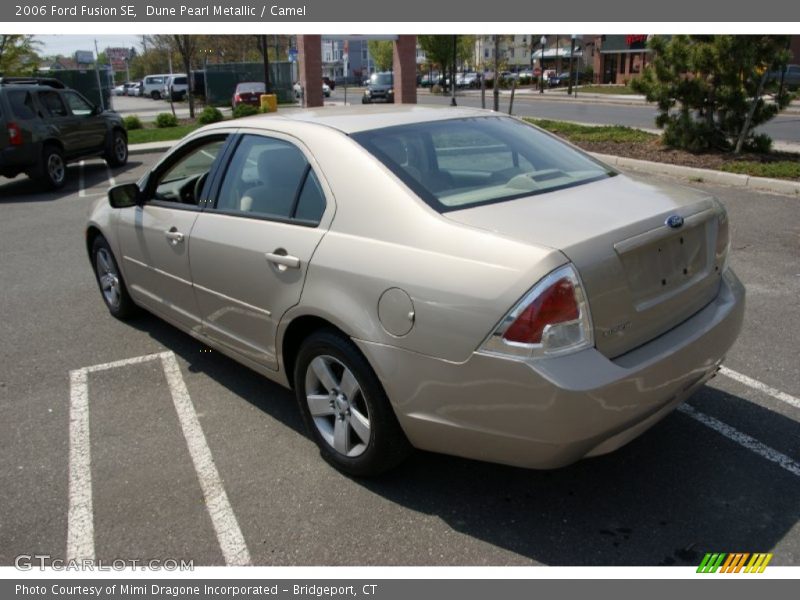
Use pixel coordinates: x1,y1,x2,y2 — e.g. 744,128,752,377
566,137,800,179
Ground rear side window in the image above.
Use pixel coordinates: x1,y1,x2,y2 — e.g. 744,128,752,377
215,134,324,224
173,77,187,85
7,90,37,120
38,91,68,117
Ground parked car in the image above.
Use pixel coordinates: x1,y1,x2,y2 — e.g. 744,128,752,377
162,74,189,101
232,81,266,109
125,81,141,96
456,72,479,88
767,64,800,91
362,72,394,103
141,74,169,100
86,106,744,476
548,71,590,87
0,77,128,188
112,84,126,96
292,82,331,98
323,77,336,91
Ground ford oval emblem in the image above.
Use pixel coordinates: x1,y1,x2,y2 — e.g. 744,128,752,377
666,215,684,229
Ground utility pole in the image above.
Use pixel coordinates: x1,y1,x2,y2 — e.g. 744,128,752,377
93,39,105,110
451,35,457,106
493,35,500,111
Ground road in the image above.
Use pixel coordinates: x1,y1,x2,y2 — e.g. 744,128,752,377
0,156,798,567
416,91,800,144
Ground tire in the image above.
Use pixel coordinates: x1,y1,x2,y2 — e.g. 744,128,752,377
34,144,66,189
294,329,411,476
91,235,138,320
105,129,128,167
361,96,370,104
151,91,161,100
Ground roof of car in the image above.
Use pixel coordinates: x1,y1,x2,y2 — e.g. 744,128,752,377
227,104,498,134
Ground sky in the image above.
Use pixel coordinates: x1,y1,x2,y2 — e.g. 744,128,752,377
35,35,143,57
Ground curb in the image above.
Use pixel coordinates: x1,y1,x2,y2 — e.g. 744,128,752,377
592,152,800,196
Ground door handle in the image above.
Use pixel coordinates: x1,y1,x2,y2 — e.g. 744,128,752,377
265,251,301,270
165,228,184,244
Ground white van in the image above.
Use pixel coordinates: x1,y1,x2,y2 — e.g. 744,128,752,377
141,74,170,99
162,74,189,101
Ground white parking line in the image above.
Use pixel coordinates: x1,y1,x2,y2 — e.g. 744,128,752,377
679,404,800,478
161,352,252,566
66,351,251,565
719,366,800,410
78,161,86,198
66,368,93,561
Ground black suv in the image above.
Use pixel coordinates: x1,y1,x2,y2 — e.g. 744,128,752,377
0,77,128,189
362,72,394,104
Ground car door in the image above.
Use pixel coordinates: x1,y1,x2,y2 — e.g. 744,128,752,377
188,132,332,369
36,90,80,154
116,134,230,331
62,90,107,152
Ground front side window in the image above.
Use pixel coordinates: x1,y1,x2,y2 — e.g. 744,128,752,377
215,135,325,224
353,116,615,212
153,138,227,204
63,91,93,116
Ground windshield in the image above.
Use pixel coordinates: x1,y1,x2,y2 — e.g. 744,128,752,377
370,73,392,86
352,116,615,212
237,82,265,93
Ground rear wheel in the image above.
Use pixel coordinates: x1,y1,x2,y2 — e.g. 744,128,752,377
91,236,137,319
294,330,411,476
33,144,66,189
151,90,161,100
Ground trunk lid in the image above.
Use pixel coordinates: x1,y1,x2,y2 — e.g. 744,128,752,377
445,174,728,358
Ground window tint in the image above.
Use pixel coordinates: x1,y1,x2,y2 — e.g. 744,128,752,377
7,90,37,120
294,170,326,224
38,91,68,117
215,135,309,219
173,77,187,85
153,139,226,204
63,91,93,116
353,116,614,212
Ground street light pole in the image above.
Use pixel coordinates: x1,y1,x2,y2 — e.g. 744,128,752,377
539,36,547,94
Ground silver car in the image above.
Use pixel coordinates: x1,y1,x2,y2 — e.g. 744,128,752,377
86,106,745,476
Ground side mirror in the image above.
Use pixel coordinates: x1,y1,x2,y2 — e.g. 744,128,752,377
108,182,142,208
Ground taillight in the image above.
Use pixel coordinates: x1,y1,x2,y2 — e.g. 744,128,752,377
7,122,23,146
481,264,594,360
234,94,241,102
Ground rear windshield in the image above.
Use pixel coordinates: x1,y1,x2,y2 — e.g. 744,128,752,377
352,116,615,213
237,82,266,93
370,73,392,86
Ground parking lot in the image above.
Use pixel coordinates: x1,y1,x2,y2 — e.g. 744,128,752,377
0,153,798,567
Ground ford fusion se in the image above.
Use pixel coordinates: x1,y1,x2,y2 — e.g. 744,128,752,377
86,106,744,476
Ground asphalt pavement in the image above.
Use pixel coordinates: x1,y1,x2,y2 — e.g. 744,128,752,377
0,153,798,567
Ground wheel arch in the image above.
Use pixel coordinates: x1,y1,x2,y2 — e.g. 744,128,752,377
279,313,354,390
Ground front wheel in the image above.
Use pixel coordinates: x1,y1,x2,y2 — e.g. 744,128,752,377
294,330,411,477
105,130,128,167
91,236,138,320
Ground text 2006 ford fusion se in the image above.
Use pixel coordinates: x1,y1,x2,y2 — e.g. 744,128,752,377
85,106,744,476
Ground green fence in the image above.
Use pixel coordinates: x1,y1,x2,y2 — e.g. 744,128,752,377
205,61,293,106
37,68,114,110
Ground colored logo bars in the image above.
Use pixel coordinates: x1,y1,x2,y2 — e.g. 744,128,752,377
697,553,773,573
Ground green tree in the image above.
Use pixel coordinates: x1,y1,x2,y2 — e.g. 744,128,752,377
0,35,40,75
367,40,394,72
632,35,793,153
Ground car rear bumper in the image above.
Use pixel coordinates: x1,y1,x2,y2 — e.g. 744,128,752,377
356,268,745,469
0,144,37,174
